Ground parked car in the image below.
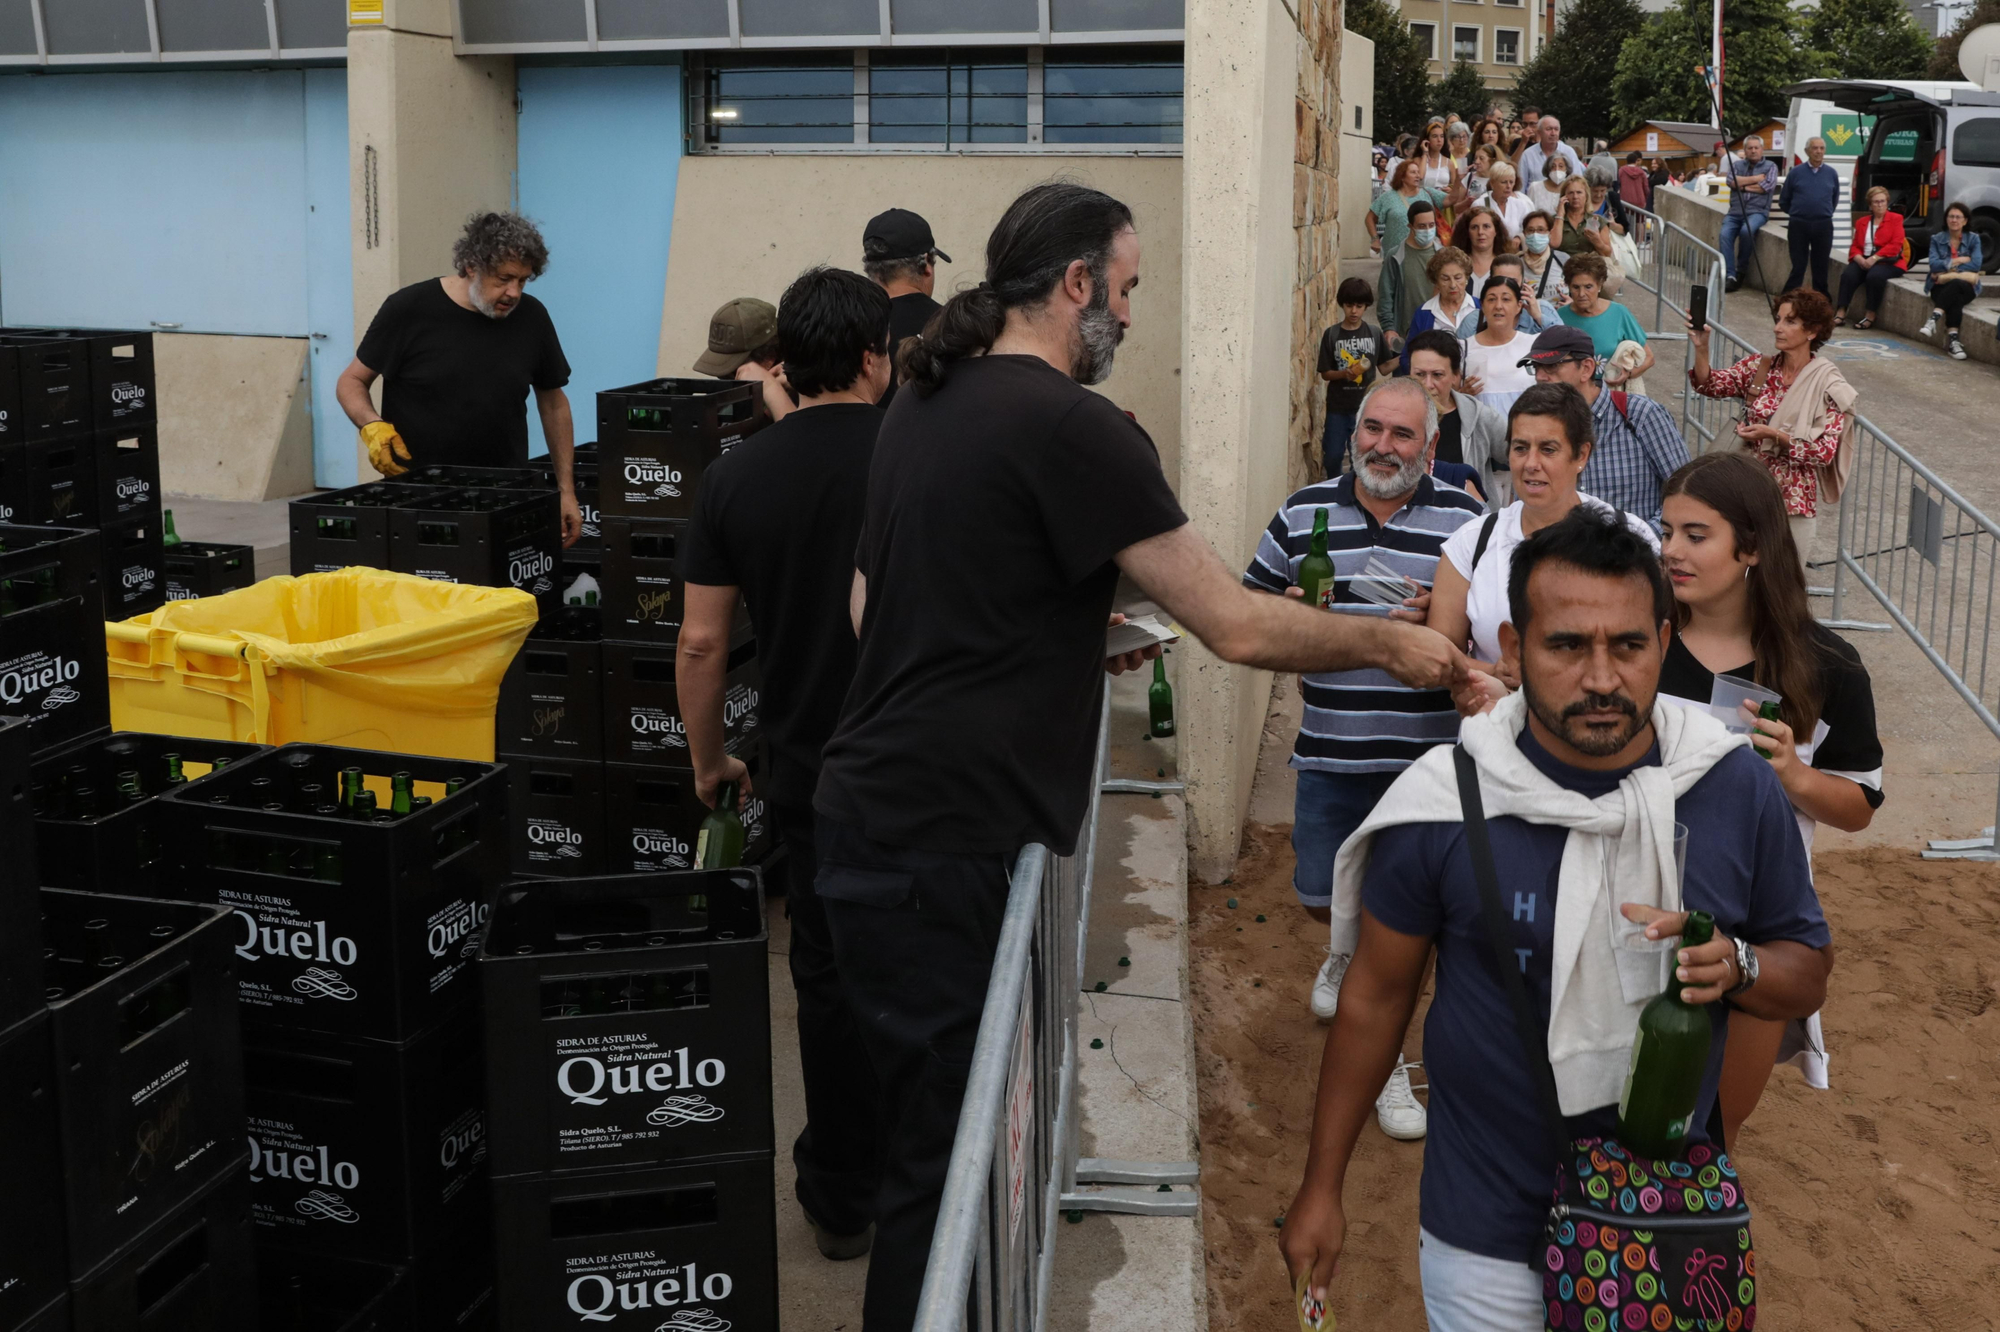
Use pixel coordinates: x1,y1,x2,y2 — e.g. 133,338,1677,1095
1785,79,2000,272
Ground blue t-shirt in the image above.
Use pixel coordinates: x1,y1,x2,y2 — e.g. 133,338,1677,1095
1360,726,1828,1265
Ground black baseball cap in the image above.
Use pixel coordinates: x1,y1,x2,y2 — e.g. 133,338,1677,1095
863,208,952,264
1519,325,1598,368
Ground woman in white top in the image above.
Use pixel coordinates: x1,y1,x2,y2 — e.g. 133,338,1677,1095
1459,278,1539,421
1417,119,1460,203
1429,382,1659,669
1526,151,1571,215
1473,161,1533,237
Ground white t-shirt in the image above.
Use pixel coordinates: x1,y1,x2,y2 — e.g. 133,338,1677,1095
1477,191,1534,240
1461,331,1538,421
1440,495,1661,663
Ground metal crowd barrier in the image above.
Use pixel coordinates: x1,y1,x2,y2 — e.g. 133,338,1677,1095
1619,203,1726,338
914,696,1198,1332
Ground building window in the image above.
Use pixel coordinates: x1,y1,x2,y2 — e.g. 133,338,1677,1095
697,53,856,146
1493,28,1521,63
869,51,1030,144
689,46,1181,151
1409,21,1437,59
1044,45,1183,144
1496,0,1523,8
1452,25,1481,61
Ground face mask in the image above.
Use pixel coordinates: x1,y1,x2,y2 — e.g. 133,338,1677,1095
1413,227,1437,246
1549,171,1568,186
1525,233,1550,255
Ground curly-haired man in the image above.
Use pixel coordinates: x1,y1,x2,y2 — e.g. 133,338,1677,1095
338,211,583,545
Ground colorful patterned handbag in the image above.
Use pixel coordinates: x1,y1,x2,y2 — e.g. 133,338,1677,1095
1452,747,1757,1332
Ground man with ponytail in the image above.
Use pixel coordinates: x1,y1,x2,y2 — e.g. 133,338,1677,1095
814,181,1470,1332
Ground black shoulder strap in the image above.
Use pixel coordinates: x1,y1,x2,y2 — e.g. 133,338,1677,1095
1452,745,1568,1156
1469,512,1500,573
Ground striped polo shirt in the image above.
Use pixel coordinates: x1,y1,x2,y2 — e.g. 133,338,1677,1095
1242,472,1485,773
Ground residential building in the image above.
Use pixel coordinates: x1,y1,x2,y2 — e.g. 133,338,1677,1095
1396,0,1553,105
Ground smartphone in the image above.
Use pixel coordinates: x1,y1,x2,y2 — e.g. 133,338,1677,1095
1689,285,1708,332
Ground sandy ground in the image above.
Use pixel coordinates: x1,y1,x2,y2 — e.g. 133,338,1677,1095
1192,832,2000,1331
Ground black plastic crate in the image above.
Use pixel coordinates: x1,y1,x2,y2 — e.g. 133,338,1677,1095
602,624,759,768
491,1153,777,1332
31,731,271,896
497,606,603,760
560,551,601,609
0,1014,68,1330
387,487,561,603
244,1002,486,1263
157,744,509,1042
22,432,95,526
382,463,549,491
603,755,771,875
95,424,161,523
596,378,765,520
2,328,156,431
68,1161,257,1332
480,868,770,1178
0,715,46,1031
101,512,167,620
504,755,608,878
42,888,245,1272
290,483,454,576
0,440,26,522
600,516,687,643
0,525,111,754
257,1247,408,1332
164,539,256,602
569,463,602,557
0,343,21,441
4,335,92,440
14,1294,68,1332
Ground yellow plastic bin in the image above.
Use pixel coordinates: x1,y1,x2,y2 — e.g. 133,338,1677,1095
105,568,538,760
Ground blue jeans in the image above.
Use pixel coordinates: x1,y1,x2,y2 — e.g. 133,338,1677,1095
1292,767,1401,907
1322,411,1358,477
1718,209,1767,280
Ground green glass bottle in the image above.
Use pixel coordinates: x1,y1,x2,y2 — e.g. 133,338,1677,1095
1753,700,1781,760
352,789,378,821
1148,655,1175,739
445,776,465,798
1616,910,1718,1160
1297,508,1337,610
161,509,183,547
696,781,745,869
390,771,414,816
341,767,363,811
163,753,184,786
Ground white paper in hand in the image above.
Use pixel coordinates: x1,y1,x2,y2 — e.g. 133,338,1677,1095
1104,614,1182,659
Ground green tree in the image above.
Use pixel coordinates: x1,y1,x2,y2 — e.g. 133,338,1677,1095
1429,58,1494,123
1930,0,2000,77
1512,0,1647,143
1807,0,1932,78
1346,0,1433,140
1613,0,1821,134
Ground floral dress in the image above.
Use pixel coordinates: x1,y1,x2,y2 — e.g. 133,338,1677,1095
1691,354,1846,517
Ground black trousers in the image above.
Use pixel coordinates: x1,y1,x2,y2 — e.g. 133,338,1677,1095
1933,280,1978,330
1836,259,1896,316
773,800,884,1237
815,813,1012,1332
1784,216,1833,294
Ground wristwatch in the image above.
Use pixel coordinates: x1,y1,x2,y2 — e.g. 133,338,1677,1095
1724,936,1759,997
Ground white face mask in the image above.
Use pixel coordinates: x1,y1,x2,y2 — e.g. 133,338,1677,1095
1413,227,1437,247
1549,170,1569,186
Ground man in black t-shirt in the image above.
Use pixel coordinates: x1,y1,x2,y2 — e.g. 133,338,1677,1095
814,182,1469,1332
338,211,582,545
860,208,950,413
677,267,893,1265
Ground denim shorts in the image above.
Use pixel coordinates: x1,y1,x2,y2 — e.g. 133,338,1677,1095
1291,767,1401,908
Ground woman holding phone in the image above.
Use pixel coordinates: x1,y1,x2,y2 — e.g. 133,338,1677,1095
1657,451,1882,1142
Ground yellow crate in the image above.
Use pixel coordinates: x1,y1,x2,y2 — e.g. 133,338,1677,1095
106,568,538,760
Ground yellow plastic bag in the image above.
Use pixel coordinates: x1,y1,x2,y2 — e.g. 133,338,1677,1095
106,568,537,760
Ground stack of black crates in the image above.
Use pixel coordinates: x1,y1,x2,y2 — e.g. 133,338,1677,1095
0,328,166,618
498,380,773,883
479,868,778,1332
146,744,517,1330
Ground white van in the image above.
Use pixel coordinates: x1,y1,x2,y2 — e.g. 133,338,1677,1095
1786,80,1981,260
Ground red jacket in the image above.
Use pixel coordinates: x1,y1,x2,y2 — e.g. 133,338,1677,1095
1849,210,1908,269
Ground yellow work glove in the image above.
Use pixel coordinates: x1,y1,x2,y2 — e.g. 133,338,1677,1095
361,420,411,477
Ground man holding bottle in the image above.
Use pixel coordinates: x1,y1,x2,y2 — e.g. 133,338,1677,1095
1280,507,1832,1331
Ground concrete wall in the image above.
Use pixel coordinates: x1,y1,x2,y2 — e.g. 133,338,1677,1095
156,334,316,501
346,4,516,480
657,156,1185,479
1338,31,1376,264
1179,0,1301,882
1292,0,1345,491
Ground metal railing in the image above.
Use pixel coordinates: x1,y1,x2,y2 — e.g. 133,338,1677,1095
1620,204,1726,337
915,698,1198,1332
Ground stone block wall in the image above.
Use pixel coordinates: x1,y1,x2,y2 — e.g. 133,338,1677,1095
1292,0,1343,492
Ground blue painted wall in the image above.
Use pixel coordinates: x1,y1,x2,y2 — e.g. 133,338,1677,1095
0,69,355,484
515,64,684,456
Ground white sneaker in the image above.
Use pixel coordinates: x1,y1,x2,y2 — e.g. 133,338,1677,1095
1919,313,1939,339
1310,950,1350,1020
1375,1058,1428,1140
1949,334,1968,361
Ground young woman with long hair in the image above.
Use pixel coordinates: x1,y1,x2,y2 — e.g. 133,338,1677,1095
1658,451,1882,1143
1449,204,1512,298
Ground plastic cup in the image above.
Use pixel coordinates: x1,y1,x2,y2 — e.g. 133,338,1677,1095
1708,672,1780,734
1608,822,1688,998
